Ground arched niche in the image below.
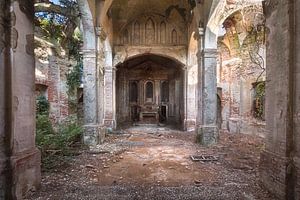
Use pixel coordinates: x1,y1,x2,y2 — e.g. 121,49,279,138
160,21,167,44
145,18,155,45
133,21,141,45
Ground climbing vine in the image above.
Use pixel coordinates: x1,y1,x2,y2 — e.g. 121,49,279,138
253,81,265,120
66,58,83,95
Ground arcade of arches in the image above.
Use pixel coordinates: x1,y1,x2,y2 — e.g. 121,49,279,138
0,0,299,199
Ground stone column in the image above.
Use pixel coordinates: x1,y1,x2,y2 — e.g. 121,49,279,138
103,64,116,128
0,1,41,199
102,40,116,129
82,49,103,145
196,28,219,145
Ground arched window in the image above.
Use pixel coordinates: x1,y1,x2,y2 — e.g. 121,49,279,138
145,81,154,102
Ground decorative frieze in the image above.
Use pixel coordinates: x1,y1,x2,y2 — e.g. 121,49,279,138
116,13,187,46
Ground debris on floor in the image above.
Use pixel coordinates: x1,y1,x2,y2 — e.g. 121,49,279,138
26,127,277,200
190,155,218,162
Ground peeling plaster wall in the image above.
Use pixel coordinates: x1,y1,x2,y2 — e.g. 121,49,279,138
0,1,41,199
186,31,199,130
217,5,266,137
35,38,74,124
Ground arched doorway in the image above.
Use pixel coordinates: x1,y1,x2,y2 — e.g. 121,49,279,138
116,54,185,128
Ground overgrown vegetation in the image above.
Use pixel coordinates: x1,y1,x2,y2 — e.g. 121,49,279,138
35,0,83,114
35,0,80,58
36,95,50,115
66,59,82,95
36,95,83,171
253,82,265,120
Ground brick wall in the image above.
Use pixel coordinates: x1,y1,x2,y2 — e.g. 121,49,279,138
35,38,75,124
217,5,266,136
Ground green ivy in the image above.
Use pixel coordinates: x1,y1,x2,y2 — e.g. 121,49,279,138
66,59,82,95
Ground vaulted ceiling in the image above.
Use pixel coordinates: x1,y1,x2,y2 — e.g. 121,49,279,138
109,0,194,30
110,0,192,21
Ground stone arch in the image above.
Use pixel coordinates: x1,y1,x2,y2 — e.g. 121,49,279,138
113,46,187,67
187,31,198,68
205,0,263,49
114,53,186,70
78,0,96,50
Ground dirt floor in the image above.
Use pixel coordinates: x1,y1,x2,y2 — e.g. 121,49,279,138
26,126,278,200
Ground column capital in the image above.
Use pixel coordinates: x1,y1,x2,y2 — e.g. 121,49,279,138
95,25,107,41
203,49,218,58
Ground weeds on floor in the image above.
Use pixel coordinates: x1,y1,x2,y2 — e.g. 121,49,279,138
36,95,83,171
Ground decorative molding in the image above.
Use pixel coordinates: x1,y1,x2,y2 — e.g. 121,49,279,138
95,25,107,41
203,49,218,58
82,49,97,58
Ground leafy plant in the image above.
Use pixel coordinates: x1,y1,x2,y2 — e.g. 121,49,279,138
36,116,83,171
36,95,83,171
36,95,50,115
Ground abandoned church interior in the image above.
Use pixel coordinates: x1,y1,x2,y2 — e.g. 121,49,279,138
0,0,299,199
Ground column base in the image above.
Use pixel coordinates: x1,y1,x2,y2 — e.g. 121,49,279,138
10,148,41,199
103,119,116,129
196,125,219,146
184,119,196,132
83,125,106,146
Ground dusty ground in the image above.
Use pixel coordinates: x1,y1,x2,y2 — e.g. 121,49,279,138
26,126,277,200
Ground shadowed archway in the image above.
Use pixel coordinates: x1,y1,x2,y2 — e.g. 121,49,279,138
115,54,185,129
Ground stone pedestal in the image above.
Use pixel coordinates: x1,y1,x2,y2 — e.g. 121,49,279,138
83,125,106,146
197,125,219,146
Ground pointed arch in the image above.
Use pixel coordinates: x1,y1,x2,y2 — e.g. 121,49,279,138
171,29,177,44
123,29,129,44
133,21,141,44
145,18,155,45
160,21,166,44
